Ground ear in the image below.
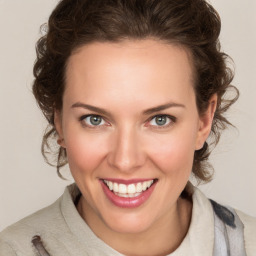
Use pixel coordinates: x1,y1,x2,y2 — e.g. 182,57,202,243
54,110,66,148
195,94,217,150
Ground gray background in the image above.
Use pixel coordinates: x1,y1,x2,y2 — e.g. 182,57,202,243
0,0,255,230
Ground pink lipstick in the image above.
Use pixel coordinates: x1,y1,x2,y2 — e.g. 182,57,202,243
100,179,157,208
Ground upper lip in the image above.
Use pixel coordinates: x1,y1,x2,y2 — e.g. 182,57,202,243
100,178,157,185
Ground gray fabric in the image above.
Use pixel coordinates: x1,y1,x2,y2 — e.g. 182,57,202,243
211,200,247,256
1,184,252,256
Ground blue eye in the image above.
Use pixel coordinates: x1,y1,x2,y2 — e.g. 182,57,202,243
81,115,106,127
149,115,173,127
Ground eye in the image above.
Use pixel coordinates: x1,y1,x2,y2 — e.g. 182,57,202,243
80,115,106,127
149,115,175,127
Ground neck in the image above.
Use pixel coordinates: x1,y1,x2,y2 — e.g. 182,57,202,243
77,196,192,256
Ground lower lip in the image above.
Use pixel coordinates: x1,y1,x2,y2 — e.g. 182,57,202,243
100,180,157,208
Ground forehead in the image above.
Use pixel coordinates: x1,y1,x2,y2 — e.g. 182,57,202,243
64,39,195,107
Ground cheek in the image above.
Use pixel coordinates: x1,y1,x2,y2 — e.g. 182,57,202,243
64,129,107,176
146,129,197,175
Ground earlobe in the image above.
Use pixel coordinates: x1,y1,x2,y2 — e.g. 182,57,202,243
195,94,217,150
54,110,66,148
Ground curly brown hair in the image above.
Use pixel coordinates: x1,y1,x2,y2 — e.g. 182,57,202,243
32,0,238,182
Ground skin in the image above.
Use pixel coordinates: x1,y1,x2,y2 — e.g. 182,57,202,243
55,39,217,256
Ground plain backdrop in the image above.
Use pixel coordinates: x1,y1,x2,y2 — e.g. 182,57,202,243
0,0,255,231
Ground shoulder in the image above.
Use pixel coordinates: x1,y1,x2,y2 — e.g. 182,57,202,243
0,240,17,255
191,185,256,255
0,196,63,255
235,209,256,255
0,184,82,255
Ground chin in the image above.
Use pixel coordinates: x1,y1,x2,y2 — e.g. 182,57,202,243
101,210,157,234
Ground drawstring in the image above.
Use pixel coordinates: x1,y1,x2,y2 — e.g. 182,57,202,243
32,236,51,256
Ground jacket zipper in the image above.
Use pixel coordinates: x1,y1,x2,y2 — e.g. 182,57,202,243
32,236,51,256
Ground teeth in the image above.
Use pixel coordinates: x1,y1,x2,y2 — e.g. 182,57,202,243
115,192,142,198
119,184,127,194
127,184,136,193
108,181,113,191
136,183,143,192
104,179,155,197
113,182,119,193
142,182,147,191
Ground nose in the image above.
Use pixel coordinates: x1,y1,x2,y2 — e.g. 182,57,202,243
107,125,145,173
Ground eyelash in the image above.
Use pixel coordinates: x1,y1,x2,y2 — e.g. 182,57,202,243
79,115,108,129
79,114,176,129
146,115,176,129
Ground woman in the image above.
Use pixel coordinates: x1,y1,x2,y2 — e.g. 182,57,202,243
0,0,255,255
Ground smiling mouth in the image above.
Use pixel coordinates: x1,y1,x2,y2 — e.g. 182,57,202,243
102,179,158,198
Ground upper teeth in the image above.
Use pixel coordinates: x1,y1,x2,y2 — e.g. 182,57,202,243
104,180,154,195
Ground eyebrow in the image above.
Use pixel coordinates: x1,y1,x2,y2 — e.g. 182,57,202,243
142,102,185,115
71,102,185,116
71,102,111,117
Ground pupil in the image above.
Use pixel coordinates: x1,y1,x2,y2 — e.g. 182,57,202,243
90,116,101,125
156,116,166,126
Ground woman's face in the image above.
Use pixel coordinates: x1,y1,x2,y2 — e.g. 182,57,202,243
56,39,214,234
